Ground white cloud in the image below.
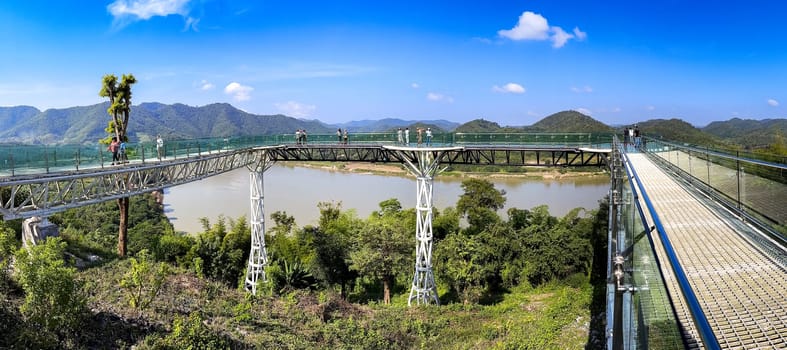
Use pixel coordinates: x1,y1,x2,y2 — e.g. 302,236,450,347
576,108,592,116
224,82,253,101
493,83,526,94
108,0,190,19
551,26,573,48
411,83,420,89
200,80,214,91
573,27,587,41
646,105,656,111
498,11,550,40
427,92,454,103
767,98,779,106
275,101,316,118
571,85,593,93
612,107,622,113
498,11,585,49
108,0,195,30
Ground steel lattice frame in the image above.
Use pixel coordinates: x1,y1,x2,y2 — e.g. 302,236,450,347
395,147,460,306
245,152,275,295
263,144,609,166
0,148,278,219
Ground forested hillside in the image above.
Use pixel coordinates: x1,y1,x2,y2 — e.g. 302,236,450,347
0,103,333,144
703,118,787,149
527,110,614,133
636,119,730,148
2,102,785,155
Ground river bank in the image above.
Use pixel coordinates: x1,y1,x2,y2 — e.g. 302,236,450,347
283,161,609,181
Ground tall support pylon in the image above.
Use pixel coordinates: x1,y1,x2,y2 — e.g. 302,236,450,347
392,147,460,306
245,151,275,295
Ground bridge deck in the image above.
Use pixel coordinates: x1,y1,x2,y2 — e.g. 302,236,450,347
628,153,787,349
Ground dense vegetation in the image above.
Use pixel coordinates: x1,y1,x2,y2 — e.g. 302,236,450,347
0,178,609,349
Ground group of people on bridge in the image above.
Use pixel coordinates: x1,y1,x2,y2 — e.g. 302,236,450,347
623,125,642,150
397,127,432,147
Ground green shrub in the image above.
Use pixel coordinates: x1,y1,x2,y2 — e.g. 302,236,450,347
145,312,233,349
156,233,194,263
120,249,170,310
13,237,86,346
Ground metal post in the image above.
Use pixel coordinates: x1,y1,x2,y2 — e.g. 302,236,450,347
244,152,275,295
736,151,741,209
392,147,459,306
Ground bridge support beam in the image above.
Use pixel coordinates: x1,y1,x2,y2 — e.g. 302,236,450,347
244,152,275,295
399,149,444,306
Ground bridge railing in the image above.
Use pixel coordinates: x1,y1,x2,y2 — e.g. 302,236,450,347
608,141,686,349
452,132,612,147
643,137,787,236
0,132,614,176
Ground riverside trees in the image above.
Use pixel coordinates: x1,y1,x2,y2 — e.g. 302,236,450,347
0,178,605,348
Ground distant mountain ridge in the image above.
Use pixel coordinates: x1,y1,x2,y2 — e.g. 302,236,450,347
0,102,334,144
702,118,787,148
334,118,460,132
0,104,784,153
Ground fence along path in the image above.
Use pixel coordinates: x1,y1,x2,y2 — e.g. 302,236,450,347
628,152,787,349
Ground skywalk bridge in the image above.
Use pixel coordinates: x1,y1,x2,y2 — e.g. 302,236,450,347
0,132,611,307
2,132,786,349
608,137,787,349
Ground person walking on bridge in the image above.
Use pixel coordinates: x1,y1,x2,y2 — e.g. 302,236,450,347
426,128,433,146
156,134,164,161
108,137,120,165
397,128,403,145
343,129,349,144
405,127,410,145
337,128,342,144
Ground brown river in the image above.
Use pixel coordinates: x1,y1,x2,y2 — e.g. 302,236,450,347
164,164,610,233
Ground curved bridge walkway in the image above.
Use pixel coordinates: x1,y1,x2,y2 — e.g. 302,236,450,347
627,152,786,349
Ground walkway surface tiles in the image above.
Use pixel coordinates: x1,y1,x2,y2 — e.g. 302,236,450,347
627,153,787,350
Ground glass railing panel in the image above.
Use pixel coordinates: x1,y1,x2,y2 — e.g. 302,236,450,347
621,170,685,349
644,138,787,234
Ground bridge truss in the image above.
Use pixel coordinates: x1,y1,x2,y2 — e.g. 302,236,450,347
0,143,610,301
0,148,266,219
264,144,608,166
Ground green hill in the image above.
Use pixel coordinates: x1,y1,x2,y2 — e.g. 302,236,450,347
636,119,729,148
0,106,40,132
702,118,787,149
0,103,333,144
527,110,614,133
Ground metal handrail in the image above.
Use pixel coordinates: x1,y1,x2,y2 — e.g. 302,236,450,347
623,149,721,350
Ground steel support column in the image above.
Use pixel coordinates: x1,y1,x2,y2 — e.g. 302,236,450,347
399,149,446,306
244,152,275,295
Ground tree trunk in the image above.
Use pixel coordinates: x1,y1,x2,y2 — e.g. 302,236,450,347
117,196,129,256
340,282,346,300
383,275,392,305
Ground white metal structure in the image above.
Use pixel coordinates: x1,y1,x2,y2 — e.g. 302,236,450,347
244,152,275,295
392,147,461,305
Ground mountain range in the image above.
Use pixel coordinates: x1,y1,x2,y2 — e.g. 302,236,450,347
0,103,784,151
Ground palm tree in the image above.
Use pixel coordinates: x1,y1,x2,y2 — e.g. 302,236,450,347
99,73,137,257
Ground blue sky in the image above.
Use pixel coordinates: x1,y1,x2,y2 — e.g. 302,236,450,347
0,0,785,127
